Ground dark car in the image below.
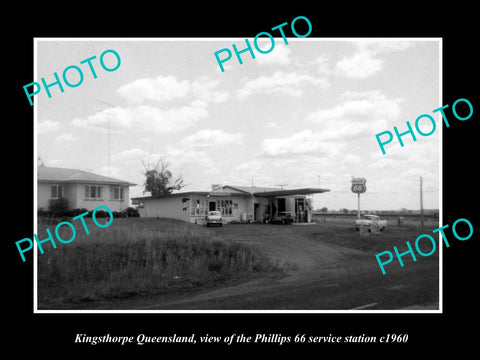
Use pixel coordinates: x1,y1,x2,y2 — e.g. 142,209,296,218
270,211,294,224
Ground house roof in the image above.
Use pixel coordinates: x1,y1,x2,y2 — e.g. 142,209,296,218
37,166,136,186
132,191,209,201
223,185,280,194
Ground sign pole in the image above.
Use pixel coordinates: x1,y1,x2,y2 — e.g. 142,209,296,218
357,193,361,219
351,177,366,219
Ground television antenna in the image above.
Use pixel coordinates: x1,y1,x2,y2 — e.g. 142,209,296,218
96,100,115,177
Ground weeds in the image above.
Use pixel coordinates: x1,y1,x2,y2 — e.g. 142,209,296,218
37,218,277,304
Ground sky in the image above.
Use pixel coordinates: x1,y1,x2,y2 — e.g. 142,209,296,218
36,38,441,211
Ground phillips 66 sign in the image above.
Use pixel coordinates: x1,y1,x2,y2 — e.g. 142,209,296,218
351,177,367,194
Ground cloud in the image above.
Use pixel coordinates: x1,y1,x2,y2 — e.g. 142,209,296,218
255,43,291,65
259,130,339,157
237,71,329,100
354,40,414,54
335,51,383,79
181,129,244,149
306,90,402,141
335,40,414,79
118,75,189,103
234,160,263,172
111,148,152,162
265,121,278,129
38,120,61,134
311,55,331,75
165,146,217,171
117,75,229,104
74,75,228,134
72,103,208,134
46,158,63,166
55,132,77,142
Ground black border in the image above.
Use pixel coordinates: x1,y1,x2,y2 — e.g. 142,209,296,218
6,4,479,355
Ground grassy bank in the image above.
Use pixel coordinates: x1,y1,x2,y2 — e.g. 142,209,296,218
37,218,278,305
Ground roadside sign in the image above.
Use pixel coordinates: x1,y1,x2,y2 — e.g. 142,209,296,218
351,177,367,194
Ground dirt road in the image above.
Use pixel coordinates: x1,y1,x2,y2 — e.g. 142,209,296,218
83,222,439,311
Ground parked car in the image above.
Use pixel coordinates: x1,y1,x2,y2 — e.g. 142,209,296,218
354,214,387,232
270,211,294,224
206,211,223,227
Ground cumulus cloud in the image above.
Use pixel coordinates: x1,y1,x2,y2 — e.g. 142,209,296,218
260,130,339,157
117,75,229,104
335,40,414,79
335,51,383,79
306,90,402,141
311,55,331,75
237,71,329,100
72,103,208,134
73,75,229,134
165,146,217,170
254,43,291,65
55,132,77,142
265,121,278,129
38,120,61,134
354,40,414,54
181,129,244,149
111,148,152,162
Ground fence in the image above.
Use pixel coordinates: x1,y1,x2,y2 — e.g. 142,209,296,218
312,212,439,228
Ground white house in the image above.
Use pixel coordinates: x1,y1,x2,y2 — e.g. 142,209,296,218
37,166,136,212
132,184,329,224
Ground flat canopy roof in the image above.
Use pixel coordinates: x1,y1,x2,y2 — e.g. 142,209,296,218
253,188,330,197
132,188,330,201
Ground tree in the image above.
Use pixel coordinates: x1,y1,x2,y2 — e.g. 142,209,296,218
320,207,328,213
141,157,185,196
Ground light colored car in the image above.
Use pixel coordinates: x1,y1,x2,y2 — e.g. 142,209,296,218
206,211,223,227
355,214,387,232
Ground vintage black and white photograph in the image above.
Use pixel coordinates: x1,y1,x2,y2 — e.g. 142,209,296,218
33,38,441,312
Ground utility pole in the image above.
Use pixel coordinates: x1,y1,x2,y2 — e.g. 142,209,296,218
420,176,424,230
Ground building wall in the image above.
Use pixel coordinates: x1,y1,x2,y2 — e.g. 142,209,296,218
135,193,314,224
138,196,190,222
37,182,78,211
138,194,253,224
37,182,130,212
37,182,53,210
73,183,130,212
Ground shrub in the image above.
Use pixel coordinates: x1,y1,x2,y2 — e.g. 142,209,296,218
48,198,69,216
112,211,126,218
93,209,108,218
125,207,140,217
38,208,51,217
65,208,89,217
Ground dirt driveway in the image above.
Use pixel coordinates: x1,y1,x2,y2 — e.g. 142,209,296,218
85,222,439,311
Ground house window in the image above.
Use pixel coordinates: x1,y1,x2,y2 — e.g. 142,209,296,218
85,185,102,199
111,186,124,200
51,184,63,199
216,199,233,216
190,199,207,216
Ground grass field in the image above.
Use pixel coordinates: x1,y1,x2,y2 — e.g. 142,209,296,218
37,217,440,310
37,217,281,306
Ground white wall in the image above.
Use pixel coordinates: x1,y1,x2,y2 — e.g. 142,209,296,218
138,196,190,222
37,182,130,212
